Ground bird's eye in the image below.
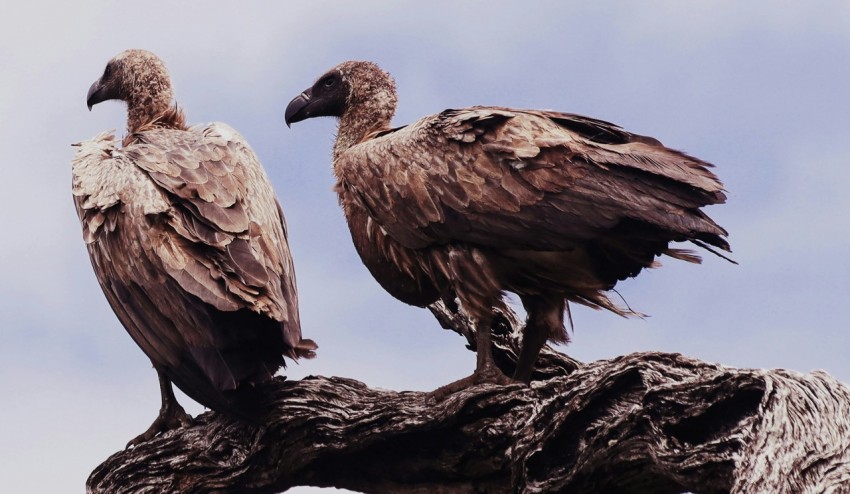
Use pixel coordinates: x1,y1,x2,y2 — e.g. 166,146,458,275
323,76,336,87
103,64,111,78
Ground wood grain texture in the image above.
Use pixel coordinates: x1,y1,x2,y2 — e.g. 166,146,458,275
87,307,850,493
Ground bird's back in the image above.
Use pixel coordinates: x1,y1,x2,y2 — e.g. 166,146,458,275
72,123,312,416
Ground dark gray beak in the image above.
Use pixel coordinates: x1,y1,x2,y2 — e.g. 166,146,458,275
86,78,104,111
284,88,313,128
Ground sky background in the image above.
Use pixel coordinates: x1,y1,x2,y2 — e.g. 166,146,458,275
2,1,849,492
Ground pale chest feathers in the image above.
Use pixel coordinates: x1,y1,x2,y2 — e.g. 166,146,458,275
72,135,169,242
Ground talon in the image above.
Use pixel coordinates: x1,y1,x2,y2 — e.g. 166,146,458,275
126,373,194,448
427,364,518,403
126,404,193,448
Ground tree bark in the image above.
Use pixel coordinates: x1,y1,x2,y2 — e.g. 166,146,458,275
87,303,850,493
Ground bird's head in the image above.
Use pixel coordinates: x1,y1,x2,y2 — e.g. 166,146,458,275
285,60,397,128
87,49,174,111
86,49,183,133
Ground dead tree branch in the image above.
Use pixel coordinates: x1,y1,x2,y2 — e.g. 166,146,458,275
87,303,850,493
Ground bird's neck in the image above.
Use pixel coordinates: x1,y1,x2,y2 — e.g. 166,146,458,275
332,100,395,161
126,96,188,134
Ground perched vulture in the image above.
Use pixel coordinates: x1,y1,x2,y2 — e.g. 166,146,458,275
73,49,316,445
285,60,731,393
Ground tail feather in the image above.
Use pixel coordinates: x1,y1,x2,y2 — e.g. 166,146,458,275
664,248,702,264
288,338,318,360
567,289,646,319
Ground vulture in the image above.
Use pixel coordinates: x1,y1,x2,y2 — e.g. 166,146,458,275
73,49,316,445
285,60,731,393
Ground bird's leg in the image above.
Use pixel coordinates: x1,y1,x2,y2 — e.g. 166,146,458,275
513,319,550,384
427,248,518,401
513,294,566,383
428,311,516,402
126,370,193,448
472,312,513,384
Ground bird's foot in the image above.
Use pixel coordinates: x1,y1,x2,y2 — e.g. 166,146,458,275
428,365,519,403
126,401,193,449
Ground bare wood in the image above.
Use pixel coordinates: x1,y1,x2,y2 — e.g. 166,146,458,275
87,307,850,493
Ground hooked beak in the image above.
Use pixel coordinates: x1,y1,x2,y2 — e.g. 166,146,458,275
284,87,313,128
86,78,105,111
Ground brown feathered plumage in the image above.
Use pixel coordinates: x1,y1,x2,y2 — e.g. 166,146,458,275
285,60,730,391
74,50,316,445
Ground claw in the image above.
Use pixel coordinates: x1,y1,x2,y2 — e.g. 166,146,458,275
126,400,193,449
428,310,522,403
427,364,518,403
126,370,194,448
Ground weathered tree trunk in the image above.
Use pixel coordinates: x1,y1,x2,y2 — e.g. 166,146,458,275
87,303,850,493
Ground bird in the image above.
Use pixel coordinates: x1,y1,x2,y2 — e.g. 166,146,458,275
73,49,316,446
285,60,731,395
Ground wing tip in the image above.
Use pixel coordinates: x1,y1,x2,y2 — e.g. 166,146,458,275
691,238,738,265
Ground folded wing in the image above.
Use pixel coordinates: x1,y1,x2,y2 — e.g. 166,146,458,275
72,123,312,415
338,107,729,259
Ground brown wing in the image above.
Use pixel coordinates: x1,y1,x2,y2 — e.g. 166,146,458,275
343,202,440,307
125,123,301,333
337,107,729,257
72,125,312,415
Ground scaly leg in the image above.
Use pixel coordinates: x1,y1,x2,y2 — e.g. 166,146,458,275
427,247,518,401
513,294,566,383
126,370,193,448
472,312,513,384
429,312,515,402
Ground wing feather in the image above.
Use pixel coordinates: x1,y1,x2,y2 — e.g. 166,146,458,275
337,107,729,254
124,123,297,323
72,124,308,413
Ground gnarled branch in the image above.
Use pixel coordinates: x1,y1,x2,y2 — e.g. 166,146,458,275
87,304,850,493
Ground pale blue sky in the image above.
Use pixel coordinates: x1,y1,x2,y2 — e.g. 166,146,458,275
1,2,849,491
